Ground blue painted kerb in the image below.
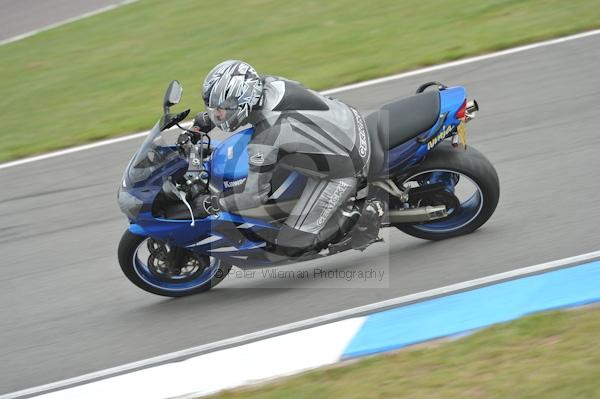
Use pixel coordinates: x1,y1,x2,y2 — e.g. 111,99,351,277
343,261,600,359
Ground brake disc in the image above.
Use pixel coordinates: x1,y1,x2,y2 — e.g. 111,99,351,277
146,239,209,281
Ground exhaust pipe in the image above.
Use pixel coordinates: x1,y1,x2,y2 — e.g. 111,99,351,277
388,205,447,223
466,99,479,113
464,99,479,122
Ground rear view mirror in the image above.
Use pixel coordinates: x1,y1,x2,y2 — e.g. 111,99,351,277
163,80,183,113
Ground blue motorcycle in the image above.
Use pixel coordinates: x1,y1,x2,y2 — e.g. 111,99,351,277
117,80,499,296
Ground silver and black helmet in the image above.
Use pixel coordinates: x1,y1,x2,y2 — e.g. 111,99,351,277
202,60,263,132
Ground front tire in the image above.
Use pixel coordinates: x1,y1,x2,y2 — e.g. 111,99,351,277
394,142,500,240
118,231,232,297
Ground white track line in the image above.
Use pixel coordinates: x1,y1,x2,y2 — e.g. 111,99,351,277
1,28,599,172
0,0,138,47
322,29,600,95
3,249,600,399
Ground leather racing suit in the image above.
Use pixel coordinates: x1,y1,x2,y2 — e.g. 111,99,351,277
218,77,371,256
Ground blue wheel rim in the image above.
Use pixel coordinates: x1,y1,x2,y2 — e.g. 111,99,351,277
403,170,484,233
133,240,221,292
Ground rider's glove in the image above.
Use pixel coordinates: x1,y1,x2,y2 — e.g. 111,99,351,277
176,132,193,157
182,112,214,144
193,112,214,133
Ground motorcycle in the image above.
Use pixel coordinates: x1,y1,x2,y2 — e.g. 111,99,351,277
117,80,499,297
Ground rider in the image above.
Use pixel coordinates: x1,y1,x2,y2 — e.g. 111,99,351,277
190,60,382,256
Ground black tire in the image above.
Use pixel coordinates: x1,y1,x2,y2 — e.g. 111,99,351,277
118,231,232,297
394,142,500,240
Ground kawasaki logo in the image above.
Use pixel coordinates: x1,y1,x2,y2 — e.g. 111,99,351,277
223,178,246,188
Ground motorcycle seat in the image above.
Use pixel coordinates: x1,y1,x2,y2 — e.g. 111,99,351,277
365,91,440,177
370,91,440,150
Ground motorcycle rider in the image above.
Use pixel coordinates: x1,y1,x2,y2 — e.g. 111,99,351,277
188,60,383,256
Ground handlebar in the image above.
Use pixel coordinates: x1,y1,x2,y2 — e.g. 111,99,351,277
161,109,190,131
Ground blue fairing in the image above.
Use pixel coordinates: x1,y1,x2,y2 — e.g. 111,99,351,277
441,87,467,121
209,127,253,192
129,208,278,266
206,127,306,201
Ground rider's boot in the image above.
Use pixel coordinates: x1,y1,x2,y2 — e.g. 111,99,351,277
350,198,386,251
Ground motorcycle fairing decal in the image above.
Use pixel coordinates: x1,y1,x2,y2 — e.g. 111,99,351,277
244,242,267,249
423,114,451,150
208,246,239,253
223,177,247,188
186,235,222,247
426,125,453,150
236,223,255,229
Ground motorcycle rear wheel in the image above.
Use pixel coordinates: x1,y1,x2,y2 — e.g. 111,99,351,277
393,142,499,240
118,231,232,297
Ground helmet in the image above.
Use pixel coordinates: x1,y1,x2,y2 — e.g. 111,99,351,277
202,60,263,132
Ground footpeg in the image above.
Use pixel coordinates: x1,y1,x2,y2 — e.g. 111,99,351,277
328,237,353,255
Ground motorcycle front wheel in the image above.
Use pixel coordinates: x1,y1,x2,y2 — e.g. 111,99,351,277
118,231,232,297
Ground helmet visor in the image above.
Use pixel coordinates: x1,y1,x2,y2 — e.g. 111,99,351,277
207,97,242,132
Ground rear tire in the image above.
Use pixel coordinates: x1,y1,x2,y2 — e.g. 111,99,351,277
118,231,232,297
394,142,499,240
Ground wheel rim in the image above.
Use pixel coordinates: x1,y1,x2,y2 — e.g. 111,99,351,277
401,169,484,233
133,238,221,292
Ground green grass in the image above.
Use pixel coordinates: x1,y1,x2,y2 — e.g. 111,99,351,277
2,0,600,162
209,306,600,399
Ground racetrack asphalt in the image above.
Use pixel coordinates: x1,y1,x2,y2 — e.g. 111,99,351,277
1,25,600,396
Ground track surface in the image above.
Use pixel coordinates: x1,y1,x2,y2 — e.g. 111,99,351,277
1,33,600,394
0,0,128,41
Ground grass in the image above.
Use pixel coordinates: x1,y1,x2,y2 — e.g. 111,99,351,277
1,0,600,162
209,305,600,399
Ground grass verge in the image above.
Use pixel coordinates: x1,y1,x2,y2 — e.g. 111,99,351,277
2,0,600,162
209,305,600,399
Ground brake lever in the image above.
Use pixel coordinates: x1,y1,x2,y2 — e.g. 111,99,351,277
164,179,196,226
178,190,196,227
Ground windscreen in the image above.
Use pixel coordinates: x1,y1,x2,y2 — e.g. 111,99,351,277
124,121,185,185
